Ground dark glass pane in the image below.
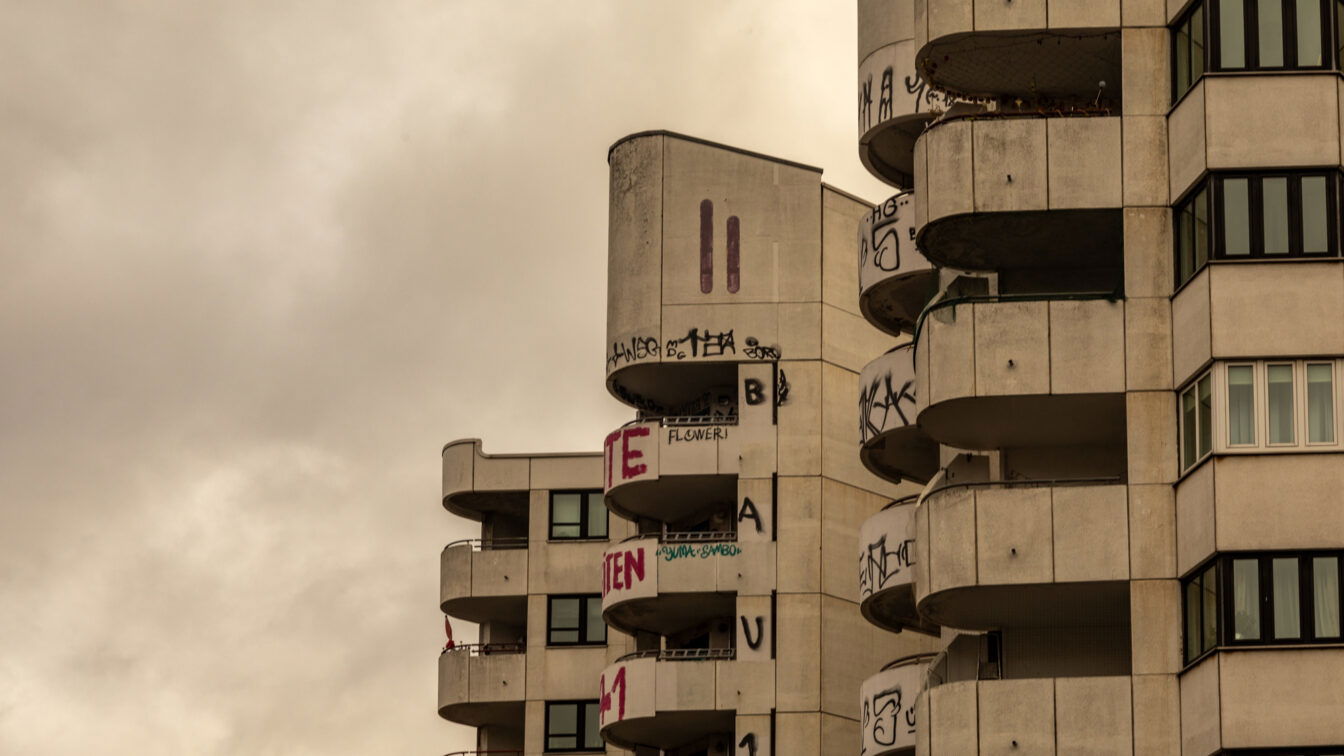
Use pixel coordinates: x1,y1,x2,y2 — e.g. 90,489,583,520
1195,187,1210,267
547,735,577,750
586,493,608,538
1202,565,1219,652
1223,178,1251,256
1269,364,1296,443
1302,175,1330,253
1179,203,1196,283
1298,0,1324,65
1314,557,1341,637
583,702,603,748
1263,177,1290,254
552,493,582,524
1273,557,1302,639
549,628,580,644
1222,0,1247,68
584,598,606,643
1259,0,1285,66
552,524,581,539
551,598,580,630
1228,365,1255,445
549,702,578,735
1186,578,1202,660
1177,25,1192,92
1308,363,1335,443
1193,5,1206,77
1182,386,1198,469
1233,558,1261,640
1198,375,1213,457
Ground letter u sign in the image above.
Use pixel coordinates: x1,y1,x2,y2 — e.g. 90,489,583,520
700,199,740,294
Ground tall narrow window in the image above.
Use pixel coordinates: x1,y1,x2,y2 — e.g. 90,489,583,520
1258,0,1286,66
1221,0,1248,68
1315,556,1342,638
1268,363,1296,443
1201,564,1219,651
1182,384,1199,469
1176,186,1211,286
1228,365,1256,445
1308,363,1336,443
1233,558,1262,640
1302,175,1331,253
1198,374,1213,457
1273,557,1303,639
1223,178,1252,256
1186,579,1203,660
1263,177,1290,255
1299,0,1326,65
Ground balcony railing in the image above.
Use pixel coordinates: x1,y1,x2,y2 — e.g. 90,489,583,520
925,476,1123,499
615,647,737,663
440,642,526,656
442,537,529,552
881,494,921,511
912,291,1119,364
444,752,522,756
621,530,738,544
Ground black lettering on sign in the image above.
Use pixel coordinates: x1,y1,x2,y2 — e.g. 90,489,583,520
737,497,763,533
741,616,765,650
738,732,758,756
744,378,765,406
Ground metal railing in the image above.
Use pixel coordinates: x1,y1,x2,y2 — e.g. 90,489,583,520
911,291,1120,363
925,476,1123,499
881,494,921,511
621,414,740,429
443,537,529,552
615,647,737,663
620,529,738,544
443,751,522,756
880,652,940,673
440,642,526,656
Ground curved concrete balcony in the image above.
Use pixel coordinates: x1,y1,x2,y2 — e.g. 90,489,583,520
597,651,740,751
603,418,744,524
601,535,766,636
859,499,937,635
914,115,1122,273
437,644,526,726
1180,648,1344,755
859,344,938,484
859,193,937,336
857,0,950,188
440,539,528,625
913,480,1129,630
912,295,1126,451
1173,262,1344,387
924,675,1133,753
441,438,602,521
860,654,935,756
1169,75,1344,201
912,0,1120,101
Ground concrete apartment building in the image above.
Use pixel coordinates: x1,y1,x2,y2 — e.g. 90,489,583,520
443,1,1344,754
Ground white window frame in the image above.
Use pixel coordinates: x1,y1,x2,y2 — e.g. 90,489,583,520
1202,359,1344,461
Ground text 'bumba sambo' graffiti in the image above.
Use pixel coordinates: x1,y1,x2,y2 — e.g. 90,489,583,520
603,548,647,596
655,543,742,562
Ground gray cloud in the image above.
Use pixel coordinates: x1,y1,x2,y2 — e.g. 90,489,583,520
0,1,888,752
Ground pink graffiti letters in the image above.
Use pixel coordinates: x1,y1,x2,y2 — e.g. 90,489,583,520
602,548,647,596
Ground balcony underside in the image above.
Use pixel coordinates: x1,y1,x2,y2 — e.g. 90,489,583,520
438,699,524,728
607,474,736,525
860,269,939,337
919,393,1125,451
603,710,735,752
860,425,940,485
443,490,529,522
861,115,931,189
862,583,939,636
919,580,1129,631
608,361,739,415
440,594,526,626
920,30,1121,101
604,592,736,637
920,209,1122,274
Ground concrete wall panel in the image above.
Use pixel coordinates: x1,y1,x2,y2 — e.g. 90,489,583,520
1048,117,1122,209
973,119,1048,213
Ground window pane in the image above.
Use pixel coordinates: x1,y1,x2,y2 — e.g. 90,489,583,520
1258,0,1285,66
1233,558,1261,640
1195,187,1210,267
1182,386,1198,469
1177,24,1191,93
551,597,579,632
1228,365,1256,444
1223,178,1251,256
586,493,608,538
552,493,582,524
584,598,606,643
1179,202,1195,283
1314,557,1341,638
1221,0,1247,68
1193,5,1206,77
1186,578,1202,660
1269,364,1295,443
1273,557,1302,639
1298,0,1324,65
548,702,578,741
1198,375,1213,457
1308,363,1335,443
583,702,603,748
1302,175,1330,253
1263,177,1290,255
1202,565,1219,651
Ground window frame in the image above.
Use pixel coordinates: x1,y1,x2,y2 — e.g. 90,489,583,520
1180,370,1216,473
1206,0,1334,73
1183,550,1344,666
1305,360,1337,444
1225,362,1258,447
548,489,609,541
546,594,606,647
544,699,603,753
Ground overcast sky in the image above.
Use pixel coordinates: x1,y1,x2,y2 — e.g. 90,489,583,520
0,2,889,753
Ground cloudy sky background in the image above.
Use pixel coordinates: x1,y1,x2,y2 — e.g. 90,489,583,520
0,2,890,753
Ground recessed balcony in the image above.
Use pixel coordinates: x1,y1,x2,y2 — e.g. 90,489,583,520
440,539,528,625
860,499,937,635
603,417,742,524
859,193,938,336
601,534,766,636
924,675,1133,753
913,295,1126,451
860,653,935,756
913,1,1121,102
437,643,527,726
860,344,938,484
914,115,1123,274
597,651,740,751
914,480,1129,630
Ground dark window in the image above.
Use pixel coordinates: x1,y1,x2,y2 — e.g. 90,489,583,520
1183,552,1344,664
550,490,608,540
1180,372,1214,472
545,700,603,752
1176,171,1341,288
1173,0,1334,99
547,595,605,646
